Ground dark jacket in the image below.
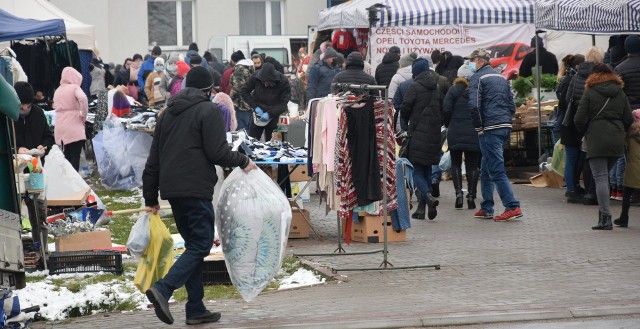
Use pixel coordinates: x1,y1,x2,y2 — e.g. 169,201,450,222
113,68,130,86
207,66,222,87
435,51,465,84
210,60,226,76
142,88,249,206
374,52,400,87
562,62,594,147
239,63,291,118
554,68,576,134
443,78,480,152
306,60,339,100
393,79,412,131
519,47,559,78
614,54,640,108
469,64,515,132
333,54,377,88
574,73,633,159
15,105,54,155
400,71,442,166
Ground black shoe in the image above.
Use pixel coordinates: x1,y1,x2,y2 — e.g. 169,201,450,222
426,195,439,220
566,191,583,204
186,310,222,325
146,287,174,325
412,200,426,220
467,194,476,209
575,186,585,196
583,194,598,205
431,182,440,198
613,216,629,228
592,214,612,230
455,191,464,209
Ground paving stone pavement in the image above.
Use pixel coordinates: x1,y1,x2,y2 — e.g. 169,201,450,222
33,183,640,329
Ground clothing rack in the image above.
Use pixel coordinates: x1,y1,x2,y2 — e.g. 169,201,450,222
295,83,440,273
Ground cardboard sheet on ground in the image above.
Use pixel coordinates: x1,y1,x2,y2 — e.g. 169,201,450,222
216,168,292,302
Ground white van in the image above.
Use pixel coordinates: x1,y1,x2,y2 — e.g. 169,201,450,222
207,35,307,71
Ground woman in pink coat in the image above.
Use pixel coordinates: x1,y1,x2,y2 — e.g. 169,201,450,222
53,67,88,171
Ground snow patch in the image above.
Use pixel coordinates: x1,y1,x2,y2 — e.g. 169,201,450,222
109,196,140,204
278,268,325,290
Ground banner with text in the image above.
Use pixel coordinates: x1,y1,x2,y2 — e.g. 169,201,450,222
370,24,535,79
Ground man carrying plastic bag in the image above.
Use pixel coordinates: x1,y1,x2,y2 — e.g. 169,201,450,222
142,67,258,325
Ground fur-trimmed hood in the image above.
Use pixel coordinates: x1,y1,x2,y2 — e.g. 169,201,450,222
585,72,624,98
630,122,640,142
453,77,469,88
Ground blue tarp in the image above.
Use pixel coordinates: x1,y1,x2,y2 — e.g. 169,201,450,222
0,9,65,42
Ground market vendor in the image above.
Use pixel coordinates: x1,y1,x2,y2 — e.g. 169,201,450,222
14,81,54,254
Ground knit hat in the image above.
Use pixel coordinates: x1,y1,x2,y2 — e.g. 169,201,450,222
412,58,430,77
14,82,34,104
633,109,640,123
389,46,401,54
231,50,246,63
154,57,165,66
189,53,203,65
176,61,190,77
186,66,214,90
457,61,473,79
624,35,640,54
345,51,364,67
324,47,338,59
531,36,544,48
399,52,418,68
111,90,131,117
188,43,199,52
151,46,162,56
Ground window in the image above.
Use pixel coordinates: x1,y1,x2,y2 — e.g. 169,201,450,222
239,0,283,35
148,0,195,47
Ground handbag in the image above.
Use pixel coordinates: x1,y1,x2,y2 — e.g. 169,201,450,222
561,81,577,127
581,97,610,152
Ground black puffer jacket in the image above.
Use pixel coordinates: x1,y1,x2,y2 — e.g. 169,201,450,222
435,51,465,84
614,54,640,108
239,63,291,117
400,71,442,166
332,53,377,93
374,52,400,87
143,88,249,206
15,105,54,155
443,79,479,152
561,62,594,147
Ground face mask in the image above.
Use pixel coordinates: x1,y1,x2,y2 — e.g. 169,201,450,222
167,64,177,72
468,61,477,73
155,66,164,72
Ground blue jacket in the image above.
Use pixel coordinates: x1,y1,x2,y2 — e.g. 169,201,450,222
138,56,156,96
306,60,339,100
468,64,515,132
393,79,412,131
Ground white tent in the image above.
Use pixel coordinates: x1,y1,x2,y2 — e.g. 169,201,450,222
0,0,95,50
318,0,381,30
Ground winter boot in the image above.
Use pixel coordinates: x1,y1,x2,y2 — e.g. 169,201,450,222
412,199,426,220
431,182,440,198
451,166,464,209
613,215,629,228
426,194,439,220
466,167,479,210
592,213,613,230
566,191,583,204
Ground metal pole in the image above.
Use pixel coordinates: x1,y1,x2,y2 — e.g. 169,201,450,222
535,32,542,160
380,87,391,268
591,34,596,46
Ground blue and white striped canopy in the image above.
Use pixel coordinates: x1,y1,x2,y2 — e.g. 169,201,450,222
536,0,640,34
317,0,535,30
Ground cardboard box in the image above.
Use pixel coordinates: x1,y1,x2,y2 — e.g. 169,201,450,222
291,182,310,202
54,230,112,252
350,216,407,243
289,209,311,239
288,165,310,182
529,171,565,188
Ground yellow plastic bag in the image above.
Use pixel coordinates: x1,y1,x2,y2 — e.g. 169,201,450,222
134,213,174,293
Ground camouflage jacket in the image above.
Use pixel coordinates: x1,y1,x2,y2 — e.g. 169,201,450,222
230,64,254,112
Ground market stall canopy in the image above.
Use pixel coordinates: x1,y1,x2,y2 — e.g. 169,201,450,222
317,0,535,30
0,0,95,49
536,0,640,34
0,9,66,42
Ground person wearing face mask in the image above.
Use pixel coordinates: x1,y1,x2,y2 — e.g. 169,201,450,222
14,82,54,256
143,66,258,326
159,54,180,106
306,47,340,100
144,57,166,108
467,48,523,222
114,58,133,86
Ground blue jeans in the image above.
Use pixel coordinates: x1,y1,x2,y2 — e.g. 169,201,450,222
431,151,444,184
236,110,252,132
564,146,580,192
413,164,432,202
154,198,215,319
608,156,626,190
478,129,520,213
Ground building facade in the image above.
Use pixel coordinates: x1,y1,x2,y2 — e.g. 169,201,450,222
50,0,326,64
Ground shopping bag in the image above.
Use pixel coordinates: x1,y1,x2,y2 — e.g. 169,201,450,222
126,213,151,258
439,151,451,172
134,213,174,293
216,168,292,302
550,140,566,176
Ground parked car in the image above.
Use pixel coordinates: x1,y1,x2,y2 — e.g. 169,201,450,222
487,42,533,80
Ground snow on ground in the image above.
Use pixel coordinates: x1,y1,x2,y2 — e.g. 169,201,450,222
108,196,140,204
277,268,326,290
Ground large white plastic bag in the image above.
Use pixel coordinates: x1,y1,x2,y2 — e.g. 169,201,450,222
216,168,292,302
92,121,152,190
127,213,150,258
44,145,88,199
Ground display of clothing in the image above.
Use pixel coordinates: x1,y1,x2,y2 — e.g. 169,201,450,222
332,29,358,57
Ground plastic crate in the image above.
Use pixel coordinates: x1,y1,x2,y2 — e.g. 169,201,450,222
48,251,123,275
202,260,231,285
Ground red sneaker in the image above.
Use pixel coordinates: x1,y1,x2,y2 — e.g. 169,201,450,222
614,191,623,201
494,207,523,221
473,209,493,219
610,189,617,200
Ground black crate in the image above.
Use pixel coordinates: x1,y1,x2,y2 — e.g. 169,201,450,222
48,251,123,275
203,260,231,285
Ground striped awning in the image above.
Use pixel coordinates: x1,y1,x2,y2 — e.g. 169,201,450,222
317,0,535,30
536,0,640,34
